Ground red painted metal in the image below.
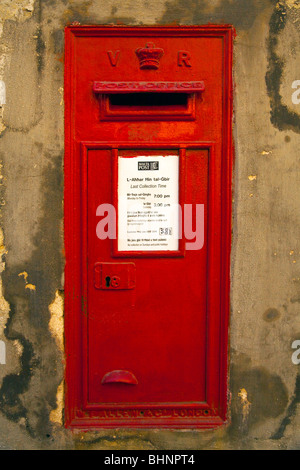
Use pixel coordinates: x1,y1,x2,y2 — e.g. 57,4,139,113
64,25,234,429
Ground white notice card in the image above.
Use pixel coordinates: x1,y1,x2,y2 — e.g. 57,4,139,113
118,155,179,252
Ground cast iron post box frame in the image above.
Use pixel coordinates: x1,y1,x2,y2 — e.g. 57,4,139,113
64,25,234,429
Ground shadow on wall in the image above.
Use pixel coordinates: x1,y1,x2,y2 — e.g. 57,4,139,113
229,353,290,439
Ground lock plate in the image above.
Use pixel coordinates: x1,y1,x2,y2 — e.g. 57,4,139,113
94,262,136,290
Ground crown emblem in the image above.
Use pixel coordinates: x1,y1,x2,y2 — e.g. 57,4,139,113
135,42,164,70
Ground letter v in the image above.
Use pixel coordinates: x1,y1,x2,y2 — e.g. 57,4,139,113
107,50,121,66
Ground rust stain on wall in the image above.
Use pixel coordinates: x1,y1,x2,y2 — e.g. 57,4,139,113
18,271,36,291
238,388,252,423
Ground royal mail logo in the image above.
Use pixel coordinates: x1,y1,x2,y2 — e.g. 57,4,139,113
138,161,159,171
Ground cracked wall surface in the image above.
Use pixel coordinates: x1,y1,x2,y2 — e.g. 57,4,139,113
0,0,299,450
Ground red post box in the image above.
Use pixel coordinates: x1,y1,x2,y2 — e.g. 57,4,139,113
64,26,234,428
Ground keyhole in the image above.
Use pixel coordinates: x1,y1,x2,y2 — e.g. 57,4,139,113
105,276,111,287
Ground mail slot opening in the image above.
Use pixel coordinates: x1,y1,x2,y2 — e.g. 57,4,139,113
100,92,196,121
109,92,189,107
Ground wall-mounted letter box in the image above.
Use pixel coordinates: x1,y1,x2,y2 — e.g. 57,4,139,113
64,26,234,428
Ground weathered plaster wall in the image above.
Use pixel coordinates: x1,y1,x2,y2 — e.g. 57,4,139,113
0,0,299,450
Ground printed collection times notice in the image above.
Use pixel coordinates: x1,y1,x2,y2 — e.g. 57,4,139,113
118,155,179,252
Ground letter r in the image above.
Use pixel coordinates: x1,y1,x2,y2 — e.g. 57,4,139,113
178,51,192,67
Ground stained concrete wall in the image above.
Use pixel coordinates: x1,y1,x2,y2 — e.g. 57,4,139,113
0,0,299,450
